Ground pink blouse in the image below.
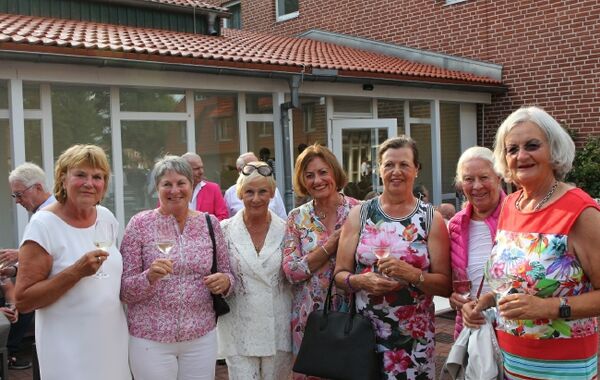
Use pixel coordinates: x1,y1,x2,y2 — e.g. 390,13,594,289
120,209,233,343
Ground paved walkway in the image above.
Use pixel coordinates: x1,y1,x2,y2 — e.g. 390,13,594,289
6,311,458,380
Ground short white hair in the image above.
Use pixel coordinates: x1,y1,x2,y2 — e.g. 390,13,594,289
455,146,500,186
235,161,276,199
236,152,257,171
493,106,575,183
8,162,48,191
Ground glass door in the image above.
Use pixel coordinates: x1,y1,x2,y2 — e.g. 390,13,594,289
331,119,396,200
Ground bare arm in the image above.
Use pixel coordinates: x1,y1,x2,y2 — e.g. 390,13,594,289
499,207,600,321
15,241,107,313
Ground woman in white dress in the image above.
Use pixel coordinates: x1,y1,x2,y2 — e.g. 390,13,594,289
15,145,131,380
218,161,293,379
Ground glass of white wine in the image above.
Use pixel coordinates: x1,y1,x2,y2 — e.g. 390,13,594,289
373,246,390,277
93,219,115,279
155,215,178,280
485,263,518,330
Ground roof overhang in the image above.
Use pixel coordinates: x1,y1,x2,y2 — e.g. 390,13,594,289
83,0,231,17
0,43,507,94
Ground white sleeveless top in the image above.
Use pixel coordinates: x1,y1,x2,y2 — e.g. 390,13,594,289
22,206,131,380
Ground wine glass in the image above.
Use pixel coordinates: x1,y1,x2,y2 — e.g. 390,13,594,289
452,270,472,300
485,263,518,329
93,220,115,279
373,246,390,276
155,215,178,279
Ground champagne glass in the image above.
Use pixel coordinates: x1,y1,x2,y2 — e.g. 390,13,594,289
93,220,115,279
452,270,472,300
155,215,178,279
485,263,517,329
373,246,390,276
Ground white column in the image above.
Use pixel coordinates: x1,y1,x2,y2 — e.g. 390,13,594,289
8,78,28,241
185,89,195,153
40,83,54,189
272,92,285,193
237,93,247,153
460,103,477,151
110,86,125,236
431,100,442,206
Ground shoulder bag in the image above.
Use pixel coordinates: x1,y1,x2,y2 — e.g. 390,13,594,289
205,213,230,320
292,277,380,380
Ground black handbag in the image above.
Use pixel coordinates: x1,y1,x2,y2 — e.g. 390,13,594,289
293,277,380,380
205,213,230,320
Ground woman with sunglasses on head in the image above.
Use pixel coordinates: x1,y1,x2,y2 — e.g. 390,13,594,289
218,161,293,379
282,144,360,378
462,106,600,380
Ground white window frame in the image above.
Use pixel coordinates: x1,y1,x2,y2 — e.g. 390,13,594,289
445,0,467,4
222,0,241,29
275,0,299,22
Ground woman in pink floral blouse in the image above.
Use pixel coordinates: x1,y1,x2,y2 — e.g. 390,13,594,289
282,144,359,379
120,155,234,380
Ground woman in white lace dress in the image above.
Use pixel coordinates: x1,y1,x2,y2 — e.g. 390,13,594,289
218,161,293,380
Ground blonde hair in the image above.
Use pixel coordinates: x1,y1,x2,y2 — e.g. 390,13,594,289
53,144,110,204
236,161,276,199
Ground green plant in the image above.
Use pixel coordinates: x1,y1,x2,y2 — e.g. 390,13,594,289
566,134,600,198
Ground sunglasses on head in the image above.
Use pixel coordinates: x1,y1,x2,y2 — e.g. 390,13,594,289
242,164,273,177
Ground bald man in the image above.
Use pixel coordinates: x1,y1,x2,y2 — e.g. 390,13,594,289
181,152,228,221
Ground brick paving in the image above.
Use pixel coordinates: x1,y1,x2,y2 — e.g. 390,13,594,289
6,312,458,380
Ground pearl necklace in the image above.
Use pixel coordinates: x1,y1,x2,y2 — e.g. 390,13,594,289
515,181,559,212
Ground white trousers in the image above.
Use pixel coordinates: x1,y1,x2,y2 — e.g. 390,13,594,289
129,330,217,380
226,350,293,380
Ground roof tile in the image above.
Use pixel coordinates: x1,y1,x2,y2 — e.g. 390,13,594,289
0,13,502,86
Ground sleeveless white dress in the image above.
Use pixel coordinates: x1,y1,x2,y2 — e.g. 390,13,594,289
22,206,131,380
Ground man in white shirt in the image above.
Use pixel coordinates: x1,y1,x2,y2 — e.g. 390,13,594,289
1,162,56,370
224,152,287,220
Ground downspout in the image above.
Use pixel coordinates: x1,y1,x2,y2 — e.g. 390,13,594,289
281,75,301,212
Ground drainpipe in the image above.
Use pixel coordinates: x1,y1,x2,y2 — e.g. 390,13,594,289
281,75,301,212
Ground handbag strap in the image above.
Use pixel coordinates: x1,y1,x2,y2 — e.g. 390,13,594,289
324,275,357,317
205,213,218,274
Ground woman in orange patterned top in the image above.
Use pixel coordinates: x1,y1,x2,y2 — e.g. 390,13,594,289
463,106,600,380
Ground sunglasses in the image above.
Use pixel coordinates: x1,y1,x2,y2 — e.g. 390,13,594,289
11,184,35,199
242,164,273,177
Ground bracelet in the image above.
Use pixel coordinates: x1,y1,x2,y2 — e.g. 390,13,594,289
345,273,356,293
412,271,425,288
321,246,330,257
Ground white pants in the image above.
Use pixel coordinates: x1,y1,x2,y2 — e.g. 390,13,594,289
226,351,293,380
129,330,217,380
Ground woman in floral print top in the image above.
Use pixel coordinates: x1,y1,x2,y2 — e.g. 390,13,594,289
120,156,234,380
462,107,600,380
282,144,359,379
335,136,451,380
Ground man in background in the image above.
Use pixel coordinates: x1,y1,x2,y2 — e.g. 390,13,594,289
181,152,228,220
0,162,56,370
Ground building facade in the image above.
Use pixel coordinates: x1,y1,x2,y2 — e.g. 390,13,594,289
0,0,504,247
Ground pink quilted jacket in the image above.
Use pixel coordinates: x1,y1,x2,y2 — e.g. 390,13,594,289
448,191,505,338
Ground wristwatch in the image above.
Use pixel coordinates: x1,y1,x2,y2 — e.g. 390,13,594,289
559,297,571,319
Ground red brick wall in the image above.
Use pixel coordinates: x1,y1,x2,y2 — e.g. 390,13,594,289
220,0,600,146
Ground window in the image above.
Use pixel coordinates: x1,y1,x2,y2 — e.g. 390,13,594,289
276,0,299,21
445,0,467,4
223,1,241,29
302,103,315,132
216,118,234,141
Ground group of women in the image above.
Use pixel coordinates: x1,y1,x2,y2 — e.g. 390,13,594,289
10,105,600,380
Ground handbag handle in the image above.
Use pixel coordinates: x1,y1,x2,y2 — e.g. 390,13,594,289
324,273,358,317
205,213,218,274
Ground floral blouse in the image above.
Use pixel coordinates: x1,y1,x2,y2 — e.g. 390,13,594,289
120,209,234,343
282,194,359,355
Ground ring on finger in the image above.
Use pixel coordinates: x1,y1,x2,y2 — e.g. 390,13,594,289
97,256,101,263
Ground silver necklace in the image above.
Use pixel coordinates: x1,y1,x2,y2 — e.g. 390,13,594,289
515,181,559,211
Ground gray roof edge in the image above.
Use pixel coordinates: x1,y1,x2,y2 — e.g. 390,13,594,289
298,29,502,81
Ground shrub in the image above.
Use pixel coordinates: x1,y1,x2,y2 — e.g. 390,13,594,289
566,134,600,198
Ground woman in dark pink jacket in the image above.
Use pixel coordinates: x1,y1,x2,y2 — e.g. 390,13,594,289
448,146,505,338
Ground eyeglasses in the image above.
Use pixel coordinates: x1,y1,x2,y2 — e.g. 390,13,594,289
11,184,35,199
504,140,543,157
241,164,273,177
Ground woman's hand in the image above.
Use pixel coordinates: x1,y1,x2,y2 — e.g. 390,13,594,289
71,249,109,278
146,258,173,284
461,299,486,328
357,272,404,296
204,273,231,295
324,229,341,255
497,293,551,321
449,292,470,312
377,256,419,285
0,306,18,323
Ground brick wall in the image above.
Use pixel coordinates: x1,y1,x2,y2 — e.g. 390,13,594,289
220,0,600,147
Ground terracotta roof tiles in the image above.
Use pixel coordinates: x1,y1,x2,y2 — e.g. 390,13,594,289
139,0,228,12
0,13,503,87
